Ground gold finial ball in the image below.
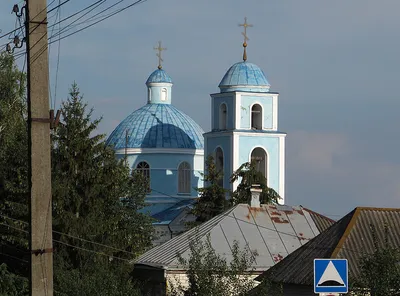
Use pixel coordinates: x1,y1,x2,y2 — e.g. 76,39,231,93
158,65,162,69
243,42,247,47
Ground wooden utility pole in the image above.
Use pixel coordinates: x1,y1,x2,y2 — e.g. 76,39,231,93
25,0,54,294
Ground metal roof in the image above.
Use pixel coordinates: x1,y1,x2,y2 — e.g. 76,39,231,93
219,62,271,93
152,200,195,225
134,204,334,271
146,68,173,84
256,207,400,285
106,104,205,150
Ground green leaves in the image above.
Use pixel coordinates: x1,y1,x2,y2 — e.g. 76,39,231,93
351,223,400,296
190,155,228,225
230,161,280,205
169,234,258,296
51,83,153,294
0,264,28,296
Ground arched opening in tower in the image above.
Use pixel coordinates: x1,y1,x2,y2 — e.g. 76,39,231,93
251,147,267,181
215,147,224,187
251,104,262,130
219,103,227,130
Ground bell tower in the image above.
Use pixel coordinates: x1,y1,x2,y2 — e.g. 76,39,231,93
203,18,286,203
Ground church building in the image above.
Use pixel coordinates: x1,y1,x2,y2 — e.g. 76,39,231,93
204,18,286,202
106,42,205,216
107,19,286,242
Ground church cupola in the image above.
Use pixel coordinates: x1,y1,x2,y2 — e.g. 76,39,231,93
145,41,173,104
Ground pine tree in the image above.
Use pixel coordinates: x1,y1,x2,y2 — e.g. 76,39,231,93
191,155,227,224
230,161,280,205
51,83,153,294
0,52,29,278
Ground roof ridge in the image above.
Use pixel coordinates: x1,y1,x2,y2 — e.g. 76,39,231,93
300,206,336,223
331,208,361,257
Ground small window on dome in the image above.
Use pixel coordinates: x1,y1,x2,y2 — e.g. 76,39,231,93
148,88,151,102
161,88,167,101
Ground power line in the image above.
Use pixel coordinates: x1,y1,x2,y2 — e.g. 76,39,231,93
10,0,148,63
0,213,139,257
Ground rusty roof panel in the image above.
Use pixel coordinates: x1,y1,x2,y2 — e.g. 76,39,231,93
134,204,335,271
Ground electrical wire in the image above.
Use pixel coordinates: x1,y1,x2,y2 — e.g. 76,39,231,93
10,0,148,63
0,213,139,256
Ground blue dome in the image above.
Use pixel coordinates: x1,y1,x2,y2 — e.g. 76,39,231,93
107,104,204,150
146,69,173,84
218,62,270,93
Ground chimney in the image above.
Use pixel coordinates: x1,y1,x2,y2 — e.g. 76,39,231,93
250,184,262,207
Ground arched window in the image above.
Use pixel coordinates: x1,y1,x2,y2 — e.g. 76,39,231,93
219,103,227,130
161,88,167,101
251,148,268,180
148,88,151,102
178,162,191,194
251,104,262,130
136,161,150,192
215,147,224,187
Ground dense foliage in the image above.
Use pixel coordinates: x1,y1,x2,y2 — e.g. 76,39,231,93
168,234,258,296
351,223,400,296
0,52,29,283
230,161,280,205
190,155,227,224
0,53,154,295
51,83,153,295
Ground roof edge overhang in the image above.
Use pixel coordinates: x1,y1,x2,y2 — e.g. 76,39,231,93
210,90,280,97
146,82,173,87
115,148,204,155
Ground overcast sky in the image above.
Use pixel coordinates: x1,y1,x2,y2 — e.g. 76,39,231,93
1,0,399,219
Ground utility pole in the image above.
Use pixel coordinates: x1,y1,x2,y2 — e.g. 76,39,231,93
25,0,54,294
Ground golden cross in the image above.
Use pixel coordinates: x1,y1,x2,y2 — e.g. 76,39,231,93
154,41,167,69
239,17,253,45
238,17,253,61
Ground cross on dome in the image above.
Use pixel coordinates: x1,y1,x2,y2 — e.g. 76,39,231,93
238,17,253,61
154,41,167,69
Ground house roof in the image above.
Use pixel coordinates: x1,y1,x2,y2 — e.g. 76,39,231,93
152,199,195,225
255,207,400,285
134,204,335,271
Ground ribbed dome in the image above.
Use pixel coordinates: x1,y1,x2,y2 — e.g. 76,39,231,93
106,104,204,150
218,61,270,93
146,69,173,85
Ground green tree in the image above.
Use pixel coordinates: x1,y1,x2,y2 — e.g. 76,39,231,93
351,224,400,296
0,52,29,278
0,263,28,296
191,155,227,224
230,161,280,205
51,83,153,295
168,233,277,296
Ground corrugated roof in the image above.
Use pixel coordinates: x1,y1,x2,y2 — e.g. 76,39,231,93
134,204,334,271
302,207,336,233
256,207,400,285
